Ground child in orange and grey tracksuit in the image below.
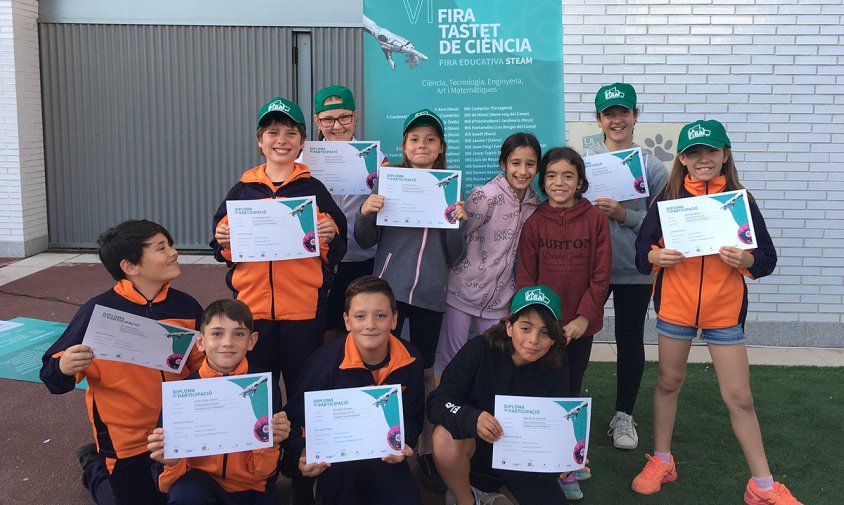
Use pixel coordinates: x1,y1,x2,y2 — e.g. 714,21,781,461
211,97,347,413
631,119,801,505
40,220,204,505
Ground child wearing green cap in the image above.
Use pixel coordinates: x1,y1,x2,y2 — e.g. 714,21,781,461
589,82,669,453
210,97,348,414
632,120,800,505
311,85,386,344
427,285,571,505
355,108,466,490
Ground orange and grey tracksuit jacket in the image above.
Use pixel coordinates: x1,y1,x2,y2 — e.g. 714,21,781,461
158,358,280,494
635,175,777,329
40,280,204,469
210,163,347,321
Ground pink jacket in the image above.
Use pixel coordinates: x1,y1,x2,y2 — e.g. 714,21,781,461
446,174,540,319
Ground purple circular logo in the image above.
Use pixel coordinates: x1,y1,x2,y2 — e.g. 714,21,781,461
302,231,317,252
634,176,646,194
366,172,378,190
387,425,402,450
573,440,586,465
737,224,752,244
166,353,183,370
444,203,458,224
253,416,270,442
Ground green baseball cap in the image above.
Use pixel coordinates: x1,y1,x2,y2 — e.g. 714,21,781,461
595,82,637,112
509,285,561,321
677,119,731,153
256,97,306,130
403,108,444,136
314,85,356,114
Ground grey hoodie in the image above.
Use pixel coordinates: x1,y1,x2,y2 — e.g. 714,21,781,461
355,177,465,312
585,141,668,284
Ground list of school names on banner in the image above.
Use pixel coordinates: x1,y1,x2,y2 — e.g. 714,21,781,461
364,0,563,191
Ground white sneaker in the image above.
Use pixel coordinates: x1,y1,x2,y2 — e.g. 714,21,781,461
608,411,638,449
445,486,513,505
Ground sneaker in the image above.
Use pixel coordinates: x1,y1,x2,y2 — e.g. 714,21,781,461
75,443,99,470
559,473,583,501
608,412,638,449
417,453,447,493
445,486,513,505
574,464,591,481
744,480,804,505
631,454,677,495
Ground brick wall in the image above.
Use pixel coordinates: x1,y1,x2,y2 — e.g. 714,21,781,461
563,0,844,324
0,0,46,257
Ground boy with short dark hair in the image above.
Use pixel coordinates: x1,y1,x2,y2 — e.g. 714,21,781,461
210,97,348,412
40,219,205,505
147,299,292,505
282,275,425,505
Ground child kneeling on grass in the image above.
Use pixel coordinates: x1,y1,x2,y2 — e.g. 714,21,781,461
282,275,426,505
147,299,291,505
427,285,572,505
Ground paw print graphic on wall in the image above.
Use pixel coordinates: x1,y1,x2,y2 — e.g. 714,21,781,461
643,134,675,162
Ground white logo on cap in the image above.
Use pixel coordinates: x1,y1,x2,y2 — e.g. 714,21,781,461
267,100,291,113
687,124,711,140
524,288,550,305
604,87,624,100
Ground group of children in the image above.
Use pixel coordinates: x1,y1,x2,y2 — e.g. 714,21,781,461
37,81,802,505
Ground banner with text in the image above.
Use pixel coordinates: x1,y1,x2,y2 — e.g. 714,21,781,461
363,0,564,192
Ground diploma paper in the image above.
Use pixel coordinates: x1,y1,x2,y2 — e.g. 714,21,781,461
162,372,273,459
305,384,405,464
226,197,319,262
657,189,756,258
303,141,384,195
492,396,591,473
81,305,197,373
582,147,649,202
376,167,462,229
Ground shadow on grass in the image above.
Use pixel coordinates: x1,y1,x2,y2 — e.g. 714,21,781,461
579,361,838,504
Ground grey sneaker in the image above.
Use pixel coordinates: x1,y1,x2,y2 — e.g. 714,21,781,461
608,411,638,450
445,486,513,505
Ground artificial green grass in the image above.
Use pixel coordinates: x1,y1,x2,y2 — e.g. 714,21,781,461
578,361,839,504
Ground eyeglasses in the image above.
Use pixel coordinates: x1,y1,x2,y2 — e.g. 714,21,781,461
317,114,355,127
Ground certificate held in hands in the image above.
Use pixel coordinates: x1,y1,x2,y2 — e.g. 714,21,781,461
162,372,273,459
582,147,649,203
303,141,383,195
657,189,756,258
81,305,198,373
492,395,591,473
304,384,405,464
226,196,320,262
376,167,462,229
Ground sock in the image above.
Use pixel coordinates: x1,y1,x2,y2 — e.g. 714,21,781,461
562,472,577,483
752,475,775,492
654,451,672,465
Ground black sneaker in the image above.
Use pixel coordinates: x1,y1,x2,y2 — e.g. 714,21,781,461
417,453,447,493
75,443,99,470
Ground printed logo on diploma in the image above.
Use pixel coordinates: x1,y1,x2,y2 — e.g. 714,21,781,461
493,395,592,473
657,189,756,258
303,141,384,195
582,147,649,203
226,196,320,262
162,372,273,459
376,167,462,229
304,384,405,464
81,305,198,373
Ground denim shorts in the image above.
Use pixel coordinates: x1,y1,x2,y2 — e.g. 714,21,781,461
655,318,745,345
